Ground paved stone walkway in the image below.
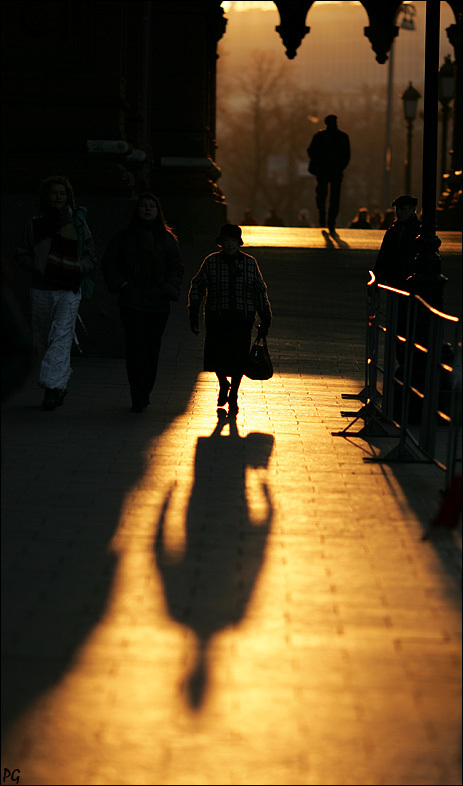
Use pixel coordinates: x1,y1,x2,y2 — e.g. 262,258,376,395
1,231,461,785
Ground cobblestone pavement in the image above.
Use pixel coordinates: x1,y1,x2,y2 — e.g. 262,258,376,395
1,231,461,786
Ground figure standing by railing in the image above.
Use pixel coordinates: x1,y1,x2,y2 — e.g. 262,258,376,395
373,194,421,289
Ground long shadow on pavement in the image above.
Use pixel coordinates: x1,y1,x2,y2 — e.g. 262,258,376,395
334,420,462,584
0,356,199,738
322,229,350,249
0,238,221,739
155,409,274,709
2,238,460,739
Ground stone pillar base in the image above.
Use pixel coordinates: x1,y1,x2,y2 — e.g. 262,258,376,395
155,157,228,239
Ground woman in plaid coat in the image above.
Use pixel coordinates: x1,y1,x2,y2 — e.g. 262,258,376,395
188,224,272,414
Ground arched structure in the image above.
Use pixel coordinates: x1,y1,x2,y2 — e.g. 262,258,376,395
272,0,461,230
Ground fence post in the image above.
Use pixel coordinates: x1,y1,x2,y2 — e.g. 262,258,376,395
419,306,443,457
382,289,400,420
394,294,416,458
445,339,462,488
341,271,378,404
334,278,461,488
334,277,398,437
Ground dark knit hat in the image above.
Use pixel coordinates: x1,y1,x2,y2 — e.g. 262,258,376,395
392,194,418,207
215,223,243,246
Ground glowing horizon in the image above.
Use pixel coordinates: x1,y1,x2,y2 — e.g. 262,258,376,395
222,0,361,10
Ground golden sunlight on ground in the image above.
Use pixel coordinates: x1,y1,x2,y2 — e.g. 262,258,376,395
3,370,455,786
241,226,365,248
238,227,462,254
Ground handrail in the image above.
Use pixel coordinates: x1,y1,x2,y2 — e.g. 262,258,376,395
334,271,462,492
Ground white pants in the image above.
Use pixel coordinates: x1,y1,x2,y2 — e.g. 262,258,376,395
30,288,81,390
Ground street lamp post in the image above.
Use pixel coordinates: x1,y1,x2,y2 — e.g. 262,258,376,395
408,0,446,312
438,54,455,190
401,81,421,194
381,3,416,211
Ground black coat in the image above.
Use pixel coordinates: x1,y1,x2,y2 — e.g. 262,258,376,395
102,227,184,313
373,214,422,288
307,128,350,177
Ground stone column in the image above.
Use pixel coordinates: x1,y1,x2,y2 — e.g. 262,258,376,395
148,1,227,237
0,0,136,196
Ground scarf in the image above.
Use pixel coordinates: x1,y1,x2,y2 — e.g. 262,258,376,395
42,207,81,291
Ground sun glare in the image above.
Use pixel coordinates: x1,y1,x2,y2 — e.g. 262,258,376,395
222,1,276,11
222,0,355,9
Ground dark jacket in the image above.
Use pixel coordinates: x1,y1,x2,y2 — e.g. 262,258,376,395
307,128,350,177
102,227,184,313
373,213,422,288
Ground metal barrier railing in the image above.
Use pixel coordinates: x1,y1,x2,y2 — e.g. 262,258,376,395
333,271,462,491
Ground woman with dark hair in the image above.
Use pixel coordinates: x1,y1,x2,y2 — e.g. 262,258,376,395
38,174,76,212
102,193,184,412
188,223,272,414
16,175,97,410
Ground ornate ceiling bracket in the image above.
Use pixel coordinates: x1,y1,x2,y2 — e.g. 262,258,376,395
274,1,316,60
361,0,403,64
213,0,227,44
272,0,410,63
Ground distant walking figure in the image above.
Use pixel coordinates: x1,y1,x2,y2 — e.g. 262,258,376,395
264,208,285,227
370,210,383,229
350,207,371,229
296,209,311,227
307,114,350,234
241,208,259,226
16,175,97,411
102,193,184,413
188,224,272,414
380,209,396,230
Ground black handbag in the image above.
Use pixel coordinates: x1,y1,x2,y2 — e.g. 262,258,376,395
244,336,273,380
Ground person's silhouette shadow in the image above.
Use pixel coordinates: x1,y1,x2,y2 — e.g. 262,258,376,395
155,409,274,709
322,229,350,249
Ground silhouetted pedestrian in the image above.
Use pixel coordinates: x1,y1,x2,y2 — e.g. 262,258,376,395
102,193,184,412
16,175,97,410
373,194,421,288
350,207,371,229
370,210,383,229
296,209,311,227
380,209,395,230
241,208,259,225
188,223,272,414
307,114,350,234
264,208,285,227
